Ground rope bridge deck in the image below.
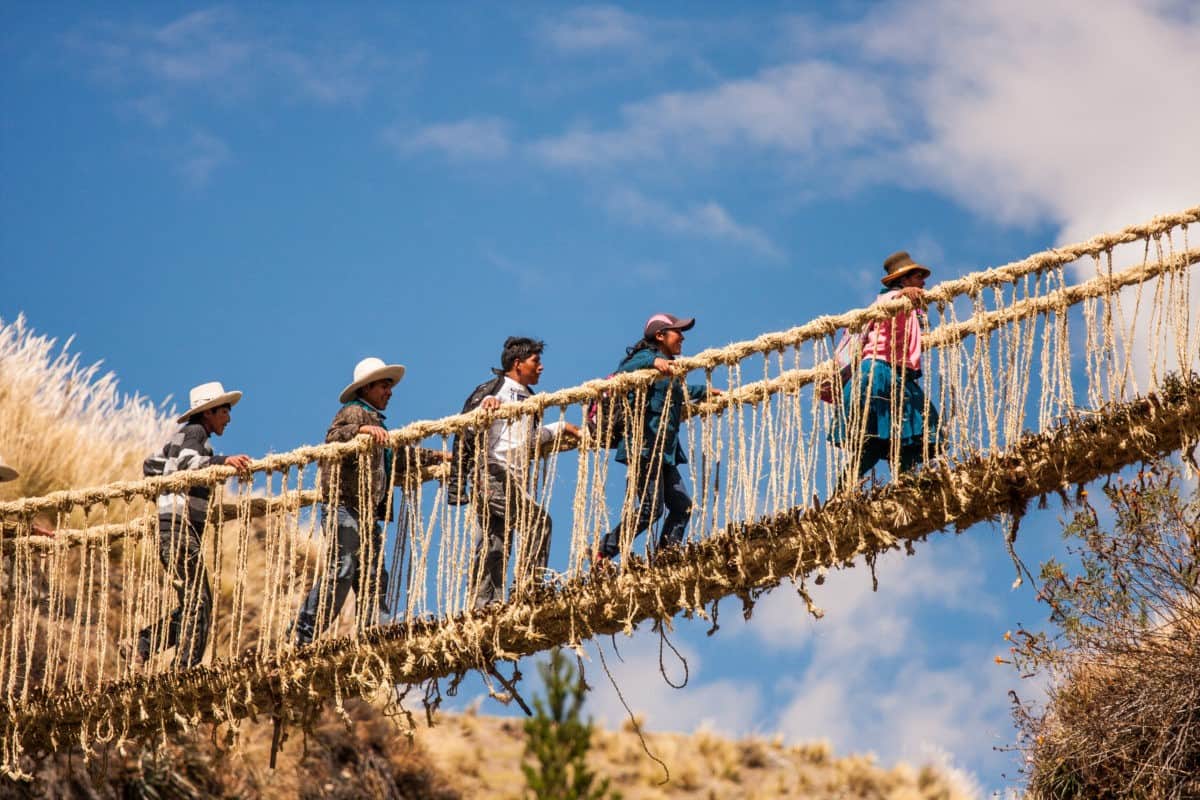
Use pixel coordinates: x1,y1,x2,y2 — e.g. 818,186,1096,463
1,206,1197,775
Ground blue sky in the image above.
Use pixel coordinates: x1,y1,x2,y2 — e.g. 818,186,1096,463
3,2,1198,795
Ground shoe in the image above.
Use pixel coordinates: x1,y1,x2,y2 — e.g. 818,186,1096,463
119,636,149,665
591,550,615,574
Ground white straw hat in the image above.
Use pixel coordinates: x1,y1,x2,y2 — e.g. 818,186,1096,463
0,453,17,483
177,381,243,424
339,357,406,404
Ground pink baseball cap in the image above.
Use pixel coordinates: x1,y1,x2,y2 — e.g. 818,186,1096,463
644,313,695,338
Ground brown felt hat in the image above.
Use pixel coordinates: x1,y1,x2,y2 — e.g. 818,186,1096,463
881,251,931,286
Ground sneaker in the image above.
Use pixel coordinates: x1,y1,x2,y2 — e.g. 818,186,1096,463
591,550,615,575
118,636,149,665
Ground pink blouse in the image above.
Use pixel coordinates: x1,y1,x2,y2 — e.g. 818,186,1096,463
861,289,923,372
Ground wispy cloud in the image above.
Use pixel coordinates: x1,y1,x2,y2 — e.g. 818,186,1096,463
175,130,229,186
172,131,230,188
537,5,649,53
531,1,1199,236
480,247,544,290
576,540,1003,793
730,539,1010,791
530,62,898,168
63,7,394,185
841,0,1200,387
606,187,782,259
384,117,512,161
67,7,386,108
583,634,766,737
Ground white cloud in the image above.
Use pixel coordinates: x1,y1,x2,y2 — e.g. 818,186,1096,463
573,539,1013,786
774,659,1008,795
129,94,171,127
852,0,1200,233
729,539,1012,788
606,187,782,259
538,5,649,53
69,7,383,107
742,539,992,653
175,130,229,186
847,0,1200,389
530,61,897,167
532,2,1198,238
142,8,251,84
385,117,512,161
583,632,766,737
479,247,544,289
531,0,1197,383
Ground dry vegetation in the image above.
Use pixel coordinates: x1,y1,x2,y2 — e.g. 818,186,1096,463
1,698,460,800
0,315,972,798
0,314,173,504
1011,468,1200,798
418,709,972,800
2,704,973,800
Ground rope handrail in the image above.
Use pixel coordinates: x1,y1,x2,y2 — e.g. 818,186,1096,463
1,204,1195,518
7,376,1197,762
1,205,1198,775
9,241,1195,551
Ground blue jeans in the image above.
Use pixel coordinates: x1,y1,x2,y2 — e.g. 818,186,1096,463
599,461,692,558
294,505,387,645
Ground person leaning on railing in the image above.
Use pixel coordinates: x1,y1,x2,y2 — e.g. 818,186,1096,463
831,251,941,487
293,357,448,645
595,313,723,563
131,382,252,668
449,336,581,610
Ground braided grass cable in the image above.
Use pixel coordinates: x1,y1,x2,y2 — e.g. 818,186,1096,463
8,242,1197,551
2,206,1195,520
5,374,1198,774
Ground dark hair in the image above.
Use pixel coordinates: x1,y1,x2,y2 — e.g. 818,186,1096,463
500,337,545,372
189,403,231,424
625,335,659,358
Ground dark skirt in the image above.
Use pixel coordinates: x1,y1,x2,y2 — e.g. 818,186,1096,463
830,359,940,447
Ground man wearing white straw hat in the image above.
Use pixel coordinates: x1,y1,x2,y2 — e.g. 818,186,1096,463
132,381,251,668
294,357,445,645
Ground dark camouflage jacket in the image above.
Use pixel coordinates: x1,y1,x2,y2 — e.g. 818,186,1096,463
320,401,431,519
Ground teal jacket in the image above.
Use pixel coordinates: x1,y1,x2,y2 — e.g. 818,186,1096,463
614,345,708,466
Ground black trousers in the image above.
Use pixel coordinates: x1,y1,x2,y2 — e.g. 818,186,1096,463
139,516,211,668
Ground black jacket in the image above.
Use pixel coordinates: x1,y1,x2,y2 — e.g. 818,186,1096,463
445,373,505,505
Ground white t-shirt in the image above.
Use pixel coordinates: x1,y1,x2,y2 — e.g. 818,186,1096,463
485,376,565,473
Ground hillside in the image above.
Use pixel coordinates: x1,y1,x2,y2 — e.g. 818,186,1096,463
3,705,973,800
417,709,972,800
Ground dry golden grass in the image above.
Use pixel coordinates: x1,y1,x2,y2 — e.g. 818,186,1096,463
0,314,173,505
414,709,974,800
2,699,461,800
1019,597,1200,799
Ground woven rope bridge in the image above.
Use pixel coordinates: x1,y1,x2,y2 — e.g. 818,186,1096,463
1,206,1198,776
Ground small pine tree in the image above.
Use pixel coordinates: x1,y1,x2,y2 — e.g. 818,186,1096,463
522,648,619,800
